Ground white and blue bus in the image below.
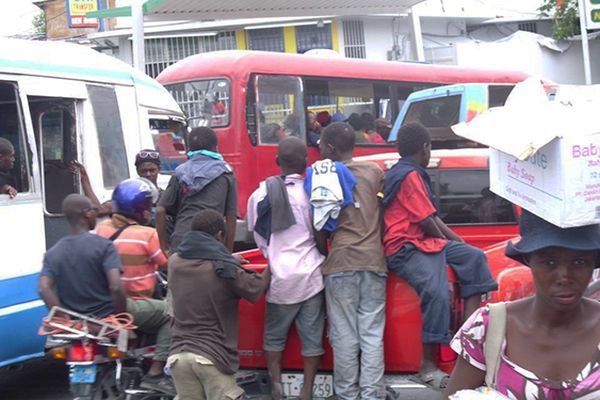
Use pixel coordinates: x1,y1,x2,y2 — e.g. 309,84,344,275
0,39,184,368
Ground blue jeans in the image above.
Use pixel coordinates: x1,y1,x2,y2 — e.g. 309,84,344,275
325,271,387,400
387,241,498,344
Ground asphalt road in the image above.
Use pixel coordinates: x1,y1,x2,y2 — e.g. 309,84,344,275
0,358,441,400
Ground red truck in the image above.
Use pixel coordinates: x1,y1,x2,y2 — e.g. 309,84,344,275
234,148,536,398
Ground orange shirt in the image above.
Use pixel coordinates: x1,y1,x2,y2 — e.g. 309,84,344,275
383,171,447,257
96,215,168,299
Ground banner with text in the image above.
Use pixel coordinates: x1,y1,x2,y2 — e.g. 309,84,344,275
66,0,99,29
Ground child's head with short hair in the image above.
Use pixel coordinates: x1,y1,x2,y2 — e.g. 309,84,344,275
191,209,226,242
396,123,432,167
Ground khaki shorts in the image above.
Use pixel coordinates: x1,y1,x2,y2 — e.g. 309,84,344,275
167,352,244,400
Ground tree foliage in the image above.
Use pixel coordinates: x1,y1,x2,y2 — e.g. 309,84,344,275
32,11,46,35
538,0,581,40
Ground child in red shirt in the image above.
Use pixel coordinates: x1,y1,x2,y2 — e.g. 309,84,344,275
382,123,497,391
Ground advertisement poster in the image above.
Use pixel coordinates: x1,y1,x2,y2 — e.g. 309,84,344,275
66,0,99,29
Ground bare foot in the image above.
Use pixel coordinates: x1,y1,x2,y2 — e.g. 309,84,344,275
299,385,312,400
271,381,282,400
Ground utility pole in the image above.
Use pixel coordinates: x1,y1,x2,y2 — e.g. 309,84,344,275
132,0,145,72
578,0,592,84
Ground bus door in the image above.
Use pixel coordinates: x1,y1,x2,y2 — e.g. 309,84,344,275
28,96,81,248
0,80,47,367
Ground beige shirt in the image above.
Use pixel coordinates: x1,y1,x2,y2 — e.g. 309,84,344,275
321,160,387,275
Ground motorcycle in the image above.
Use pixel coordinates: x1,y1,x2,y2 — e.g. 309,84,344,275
42,274,174,400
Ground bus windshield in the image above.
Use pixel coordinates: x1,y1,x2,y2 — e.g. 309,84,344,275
167,79,230,128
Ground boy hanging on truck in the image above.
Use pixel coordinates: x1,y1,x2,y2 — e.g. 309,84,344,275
167,209,270,400
0,137,17,198
247,137,326,400
317,122,388,399
157,127,238,253
382,122,498,390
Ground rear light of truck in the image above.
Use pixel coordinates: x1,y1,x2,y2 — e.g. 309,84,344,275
68,342,101,362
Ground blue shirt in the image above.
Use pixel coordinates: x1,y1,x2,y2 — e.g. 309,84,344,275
40,232,122,318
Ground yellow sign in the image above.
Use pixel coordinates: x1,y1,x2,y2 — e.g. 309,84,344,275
67,0,99,29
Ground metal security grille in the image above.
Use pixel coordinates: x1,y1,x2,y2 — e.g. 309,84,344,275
247,28,285,52
517,22,538,33
295,24,333,53
342,19,366,59
144,32,237,78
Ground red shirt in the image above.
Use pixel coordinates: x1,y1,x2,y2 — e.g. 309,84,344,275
383,171,447,256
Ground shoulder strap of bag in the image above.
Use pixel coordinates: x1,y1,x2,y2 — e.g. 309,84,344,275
484,302,507,388
108,224,132,242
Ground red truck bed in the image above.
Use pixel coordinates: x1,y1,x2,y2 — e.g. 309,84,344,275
236,249,459,374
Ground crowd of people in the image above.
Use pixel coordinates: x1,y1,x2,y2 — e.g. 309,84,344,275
1,116,594,400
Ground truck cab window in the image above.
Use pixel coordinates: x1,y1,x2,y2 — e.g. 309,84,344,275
437,169,516,225
0,82,30,194
28,97,79,214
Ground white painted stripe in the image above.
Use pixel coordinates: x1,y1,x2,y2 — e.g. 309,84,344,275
0,300,45,317
120,272,155,281
114,239,149,245
150,248,163,258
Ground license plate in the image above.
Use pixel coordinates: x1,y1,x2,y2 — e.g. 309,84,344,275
281,373,333,399
70,365,97,384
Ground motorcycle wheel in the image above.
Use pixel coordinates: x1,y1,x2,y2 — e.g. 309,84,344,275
90,365,124,400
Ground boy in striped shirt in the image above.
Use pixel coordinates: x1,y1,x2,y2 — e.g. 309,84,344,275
95,178,172,393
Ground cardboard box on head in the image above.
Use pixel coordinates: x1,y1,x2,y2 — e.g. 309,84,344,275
452,78,600,228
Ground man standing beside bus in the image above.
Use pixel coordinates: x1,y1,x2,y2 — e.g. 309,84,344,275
317,122,388,400
157,127,238,253
382,123,497,390
0,137,17,198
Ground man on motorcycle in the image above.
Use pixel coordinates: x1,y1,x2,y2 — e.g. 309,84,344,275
95,178,173,394
38,194,126,318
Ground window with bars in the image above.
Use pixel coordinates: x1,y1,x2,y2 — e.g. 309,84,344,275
144,32,237,78
295,25,333,53
246,28,285,52
517,22,538,33
342,19,366,59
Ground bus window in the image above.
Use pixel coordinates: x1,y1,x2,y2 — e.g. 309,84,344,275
167,79,230,128
437,169,516,225
28,98,79,214
304,78,393,145
87,85,129,189
0,82,31,194
149,118,187,173
255,75,305,145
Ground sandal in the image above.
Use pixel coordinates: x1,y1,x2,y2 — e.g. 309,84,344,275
417,369,450,391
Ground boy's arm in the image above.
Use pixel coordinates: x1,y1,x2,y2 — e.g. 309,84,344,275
106,269,127,313
225,215,236,253
156,206,170,255
224,175,239,253
38,275,61,310
419,215,447,239
433,216,464,242
314,229,329,256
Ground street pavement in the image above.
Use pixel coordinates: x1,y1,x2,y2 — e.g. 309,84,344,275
0,358,441,399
